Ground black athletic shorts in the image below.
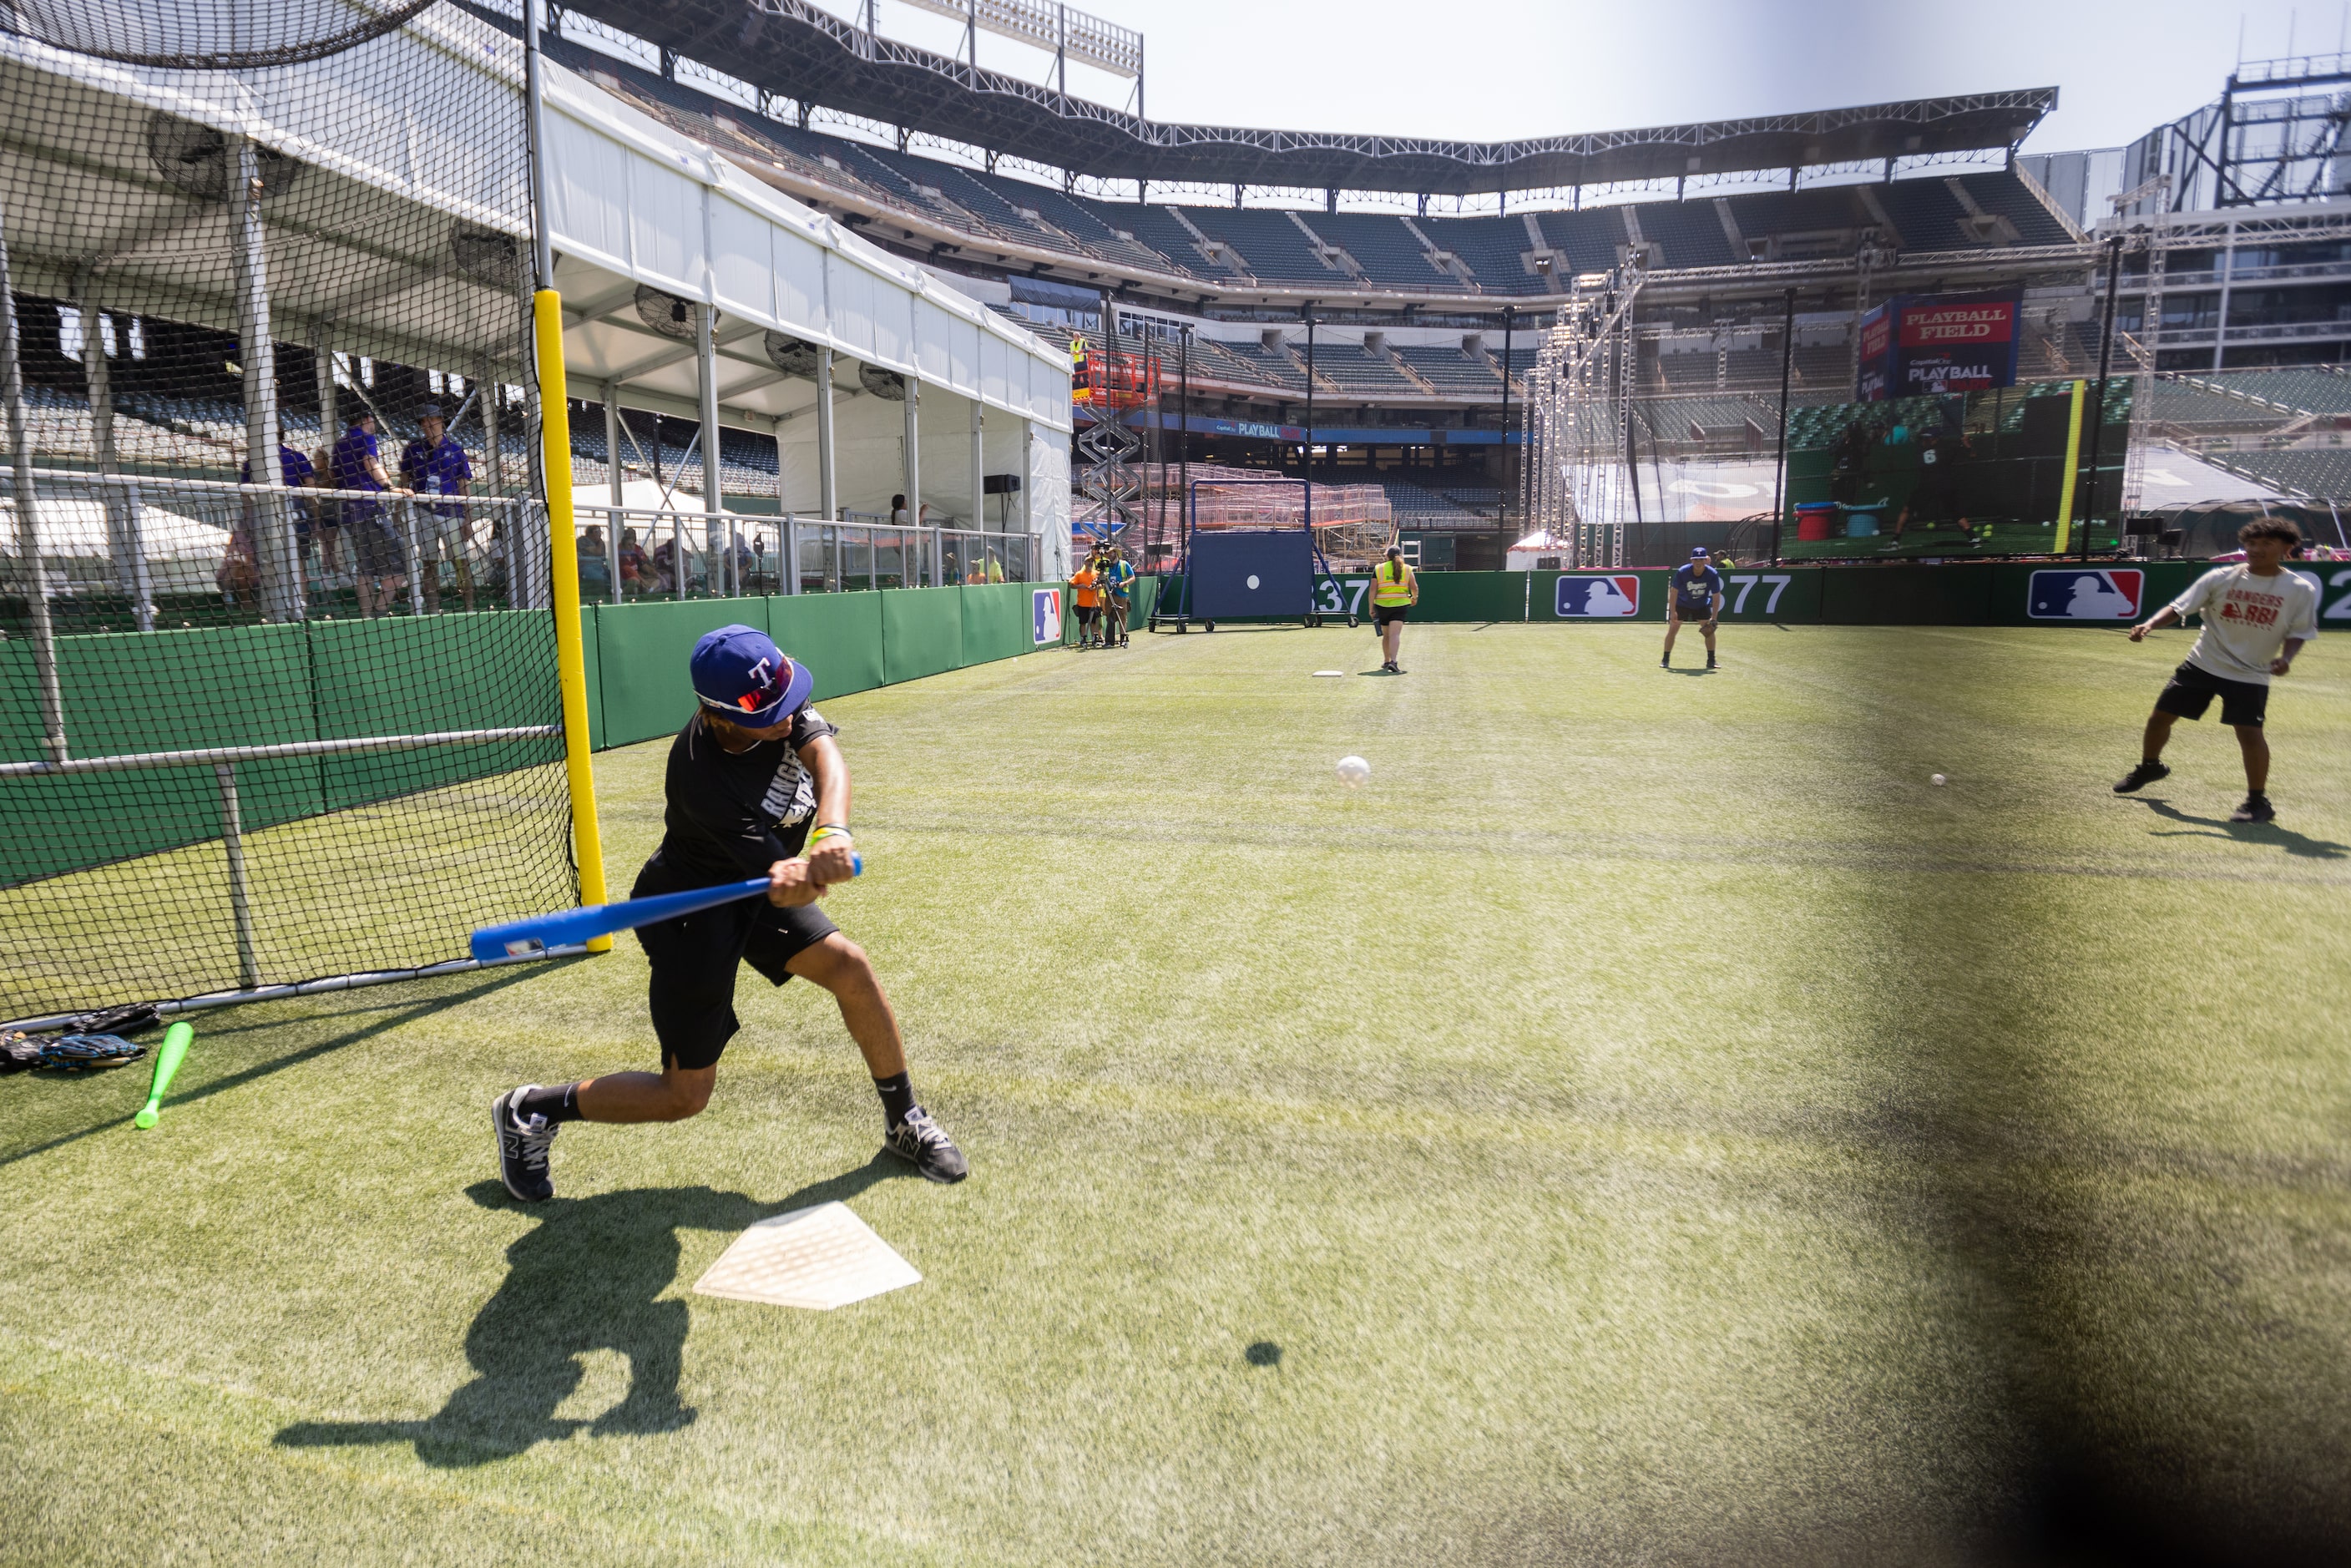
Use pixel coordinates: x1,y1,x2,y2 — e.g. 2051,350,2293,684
631,855,840,1071
1076,604,1100,625
1374,605,1408,627
1671,601,1716,622
2156,660,2269,728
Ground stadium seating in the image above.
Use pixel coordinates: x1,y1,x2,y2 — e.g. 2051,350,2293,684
2208,446,2351,499
1300,341,1423,394
1870,178,1974,251
1307,212,1456,291
1223,340,1312,392
1395,345,1504,393
1631,202,1738,270
1416,214,1545,294
1181,208,1344,287
1529,209,1629,276
1381,478,1492,526
1954,172,2074,247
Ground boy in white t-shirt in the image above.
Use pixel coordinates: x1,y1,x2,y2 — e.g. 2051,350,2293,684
2113,518,2320,822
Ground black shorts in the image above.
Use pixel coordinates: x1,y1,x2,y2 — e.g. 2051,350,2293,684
631,856,841,1071
350,513,404,576
1076,604,1100,625
1374,605,1408,627
2156,660,2269,728
1671,602,1716,622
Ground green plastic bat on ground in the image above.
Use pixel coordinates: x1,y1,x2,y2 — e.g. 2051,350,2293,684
134,1022,193,1130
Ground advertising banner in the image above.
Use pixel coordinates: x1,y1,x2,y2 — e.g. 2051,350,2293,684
1858,288,2024,401
1555,575,1642,617
1033,587,1063,644
2026,568,2143,621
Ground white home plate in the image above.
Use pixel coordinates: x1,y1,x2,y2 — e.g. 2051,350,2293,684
693,1201,921,1310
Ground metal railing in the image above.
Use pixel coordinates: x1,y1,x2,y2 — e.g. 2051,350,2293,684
570,503,1039,602
2,466,553,630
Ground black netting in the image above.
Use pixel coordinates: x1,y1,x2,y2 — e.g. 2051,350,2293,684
0,0,441,71
0,3,574,1021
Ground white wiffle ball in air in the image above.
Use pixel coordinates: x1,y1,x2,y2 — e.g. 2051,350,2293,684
1336,756,1371,788
1931,773,1948,786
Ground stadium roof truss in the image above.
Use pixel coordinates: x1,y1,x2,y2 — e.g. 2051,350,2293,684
546,0,2055,196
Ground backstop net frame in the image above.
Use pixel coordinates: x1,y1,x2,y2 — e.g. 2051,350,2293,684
0,2,586,1028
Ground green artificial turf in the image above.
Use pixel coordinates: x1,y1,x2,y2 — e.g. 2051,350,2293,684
3,622,2347,1565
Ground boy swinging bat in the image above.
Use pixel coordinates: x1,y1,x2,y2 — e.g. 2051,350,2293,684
493,625,966,1201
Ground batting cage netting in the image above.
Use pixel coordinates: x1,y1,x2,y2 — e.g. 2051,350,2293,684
0,1,582,1024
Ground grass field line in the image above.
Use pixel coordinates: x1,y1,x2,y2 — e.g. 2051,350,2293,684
856,811,2351,886
0,1328,964,1568
697,1048,2351,1199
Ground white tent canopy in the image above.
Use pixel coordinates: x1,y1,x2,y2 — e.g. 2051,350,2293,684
536,58,1072,572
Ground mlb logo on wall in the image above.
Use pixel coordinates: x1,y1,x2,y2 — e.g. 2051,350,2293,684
1033,587,1063,644
2027,569,2143,620
1555,575,1641,617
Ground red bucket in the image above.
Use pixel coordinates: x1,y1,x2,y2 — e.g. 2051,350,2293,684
1795,503,1837,542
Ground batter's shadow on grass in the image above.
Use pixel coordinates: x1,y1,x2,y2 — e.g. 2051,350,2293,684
273,1154,912,1469
2135,797,2351,859
0,963,574,1170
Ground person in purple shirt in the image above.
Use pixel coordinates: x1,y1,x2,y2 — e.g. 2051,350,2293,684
400,402,478,611
226,443,316,604
332,411,411,618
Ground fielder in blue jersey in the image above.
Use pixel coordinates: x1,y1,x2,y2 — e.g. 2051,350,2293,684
1663,547,1725,670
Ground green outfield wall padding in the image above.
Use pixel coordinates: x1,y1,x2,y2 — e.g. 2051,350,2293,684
1413,571,1534,623
593,599,769,751
959,582,1033,668
579,605,605,752
1822,564,1995,625
882,586,965,686
767,591,886,706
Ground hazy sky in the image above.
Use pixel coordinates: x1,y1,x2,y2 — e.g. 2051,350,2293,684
857,0,2330,155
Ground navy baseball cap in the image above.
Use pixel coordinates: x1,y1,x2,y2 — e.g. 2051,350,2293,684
690,624,812,730
419,403,444,420
1690,546,1711,559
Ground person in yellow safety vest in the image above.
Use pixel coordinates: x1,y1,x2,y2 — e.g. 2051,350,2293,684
1371,544,1418,674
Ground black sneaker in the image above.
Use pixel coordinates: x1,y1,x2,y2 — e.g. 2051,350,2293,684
2231,794,2277,823
883,1105,968,1183
492,1087,559,1202
1661,655,1671,668
2112,760,2171,794
1706,655,1717,670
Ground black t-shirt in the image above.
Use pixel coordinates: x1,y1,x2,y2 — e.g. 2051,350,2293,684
650,707,838,886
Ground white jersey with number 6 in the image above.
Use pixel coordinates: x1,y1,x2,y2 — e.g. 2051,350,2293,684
2168,564,2320,685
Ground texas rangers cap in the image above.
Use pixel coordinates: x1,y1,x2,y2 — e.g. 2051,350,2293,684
1690,545,1711,558
690,624,812,730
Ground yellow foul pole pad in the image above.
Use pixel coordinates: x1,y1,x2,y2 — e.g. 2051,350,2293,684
534,288,611,948
2051,377,2087,556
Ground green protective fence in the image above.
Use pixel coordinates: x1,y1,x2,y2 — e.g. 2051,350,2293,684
593,599,772,751
588,581,1095,751
310,613,562,808
882,586,965,686
960,582,1033,667
767,592,887,704
2,615,563,886
1821,564,1995,625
